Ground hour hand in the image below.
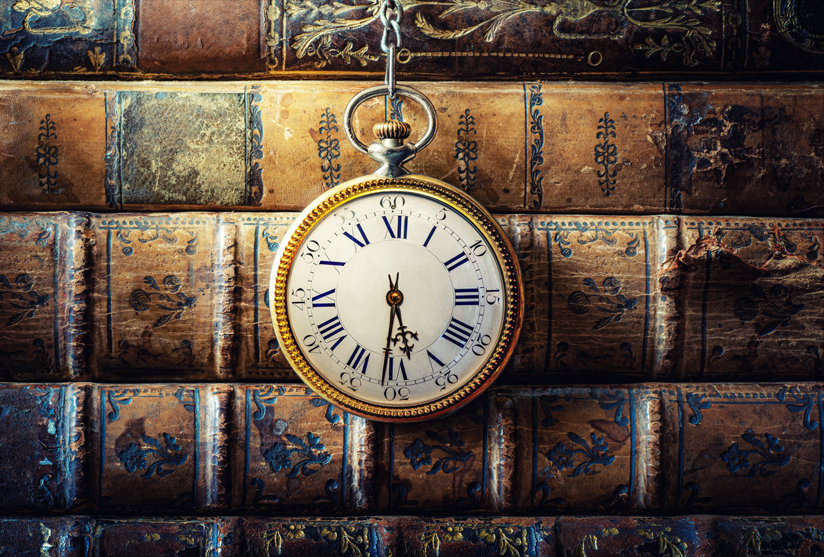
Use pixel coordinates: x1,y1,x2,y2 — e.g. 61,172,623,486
392,306,418,359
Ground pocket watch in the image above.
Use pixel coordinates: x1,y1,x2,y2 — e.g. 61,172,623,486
269,1,521,421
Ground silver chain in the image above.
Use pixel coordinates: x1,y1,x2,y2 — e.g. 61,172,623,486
379,0,402,99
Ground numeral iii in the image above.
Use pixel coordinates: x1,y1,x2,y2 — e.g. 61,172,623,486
455,288,480,306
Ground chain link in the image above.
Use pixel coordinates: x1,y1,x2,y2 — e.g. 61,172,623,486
379,0,402,99
379,0,402,53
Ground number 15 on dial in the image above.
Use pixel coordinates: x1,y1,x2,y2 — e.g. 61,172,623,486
270,175,522,421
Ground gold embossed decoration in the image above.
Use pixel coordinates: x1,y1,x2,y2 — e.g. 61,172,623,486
269,0,521,420
774,0,824,54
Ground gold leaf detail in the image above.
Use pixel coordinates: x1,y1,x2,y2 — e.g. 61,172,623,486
574,533,598,557
261,530,284,555
417,529,441,557
88,46,106,71
479,527,523,557
6,47,24,72
266,0,281,69
285,524,306,540
13,0,60,16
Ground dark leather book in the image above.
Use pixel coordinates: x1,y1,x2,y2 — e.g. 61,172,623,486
3,514,824,555
0,81,821,217
1,212,821,382
0,382,821,515
0,0,822,79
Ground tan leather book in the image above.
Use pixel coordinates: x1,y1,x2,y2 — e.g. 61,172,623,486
0,81,821,216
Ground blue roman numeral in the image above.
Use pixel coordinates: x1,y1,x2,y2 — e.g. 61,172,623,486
444,252,469,272
347,344,370,373
311,288,336,308
423,226,436,247
382,215,408,239
427,350,445,370
455,288,480,306
319,260,346,267
329,334,347,351
318,315,345,341
343,223,370,248
388,357,408,381
442,317,473,347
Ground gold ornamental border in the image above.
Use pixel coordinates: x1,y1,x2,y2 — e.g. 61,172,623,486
270,174,523,422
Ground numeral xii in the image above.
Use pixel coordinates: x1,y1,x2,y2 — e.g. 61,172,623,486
382,215,408,239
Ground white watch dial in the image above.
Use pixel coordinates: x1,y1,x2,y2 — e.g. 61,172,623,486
284,190,506,407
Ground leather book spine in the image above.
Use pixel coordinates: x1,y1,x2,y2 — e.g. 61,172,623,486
0,384,87,513
0,0,821,79
0,81,820,217
0,382,821,514
229,384,376,514
2,515,824,554
1,212,821,381
0,213,86,381
86,213,234,381
88,384,231,512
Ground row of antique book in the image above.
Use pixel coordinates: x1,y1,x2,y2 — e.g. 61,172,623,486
1,81,821,216
4,382,822,515
0,0,821,79
3,3,823,557
2,211,820,382
4,514,824,555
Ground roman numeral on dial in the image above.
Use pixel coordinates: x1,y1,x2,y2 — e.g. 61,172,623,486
387,357,408,381
455,288,480,306
423,226,436,247
427,350,445,371
444,252,469,272
382,215,408,239
347,344,370,374
318,315,345,341
311,288,336,308
343,223,370,248
442,317,473,348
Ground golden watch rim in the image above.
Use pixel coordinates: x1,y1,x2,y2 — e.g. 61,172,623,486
269,174,523,422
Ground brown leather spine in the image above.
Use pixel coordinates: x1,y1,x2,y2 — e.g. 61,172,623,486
0,81,820,217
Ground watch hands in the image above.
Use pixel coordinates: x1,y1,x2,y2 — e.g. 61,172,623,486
381,273,400,386
381,273,419,386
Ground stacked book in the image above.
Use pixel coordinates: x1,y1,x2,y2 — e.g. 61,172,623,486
0,0,822,555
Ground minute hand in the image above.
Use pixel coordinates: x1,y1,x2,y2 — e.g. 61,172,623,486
381,304,396,386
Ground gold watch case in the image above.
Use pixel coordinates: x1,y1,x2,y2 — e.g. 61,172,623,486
270,174,523,421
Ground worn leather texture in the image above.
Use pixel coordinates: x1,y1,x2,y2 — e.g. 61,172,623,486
0,82,821,216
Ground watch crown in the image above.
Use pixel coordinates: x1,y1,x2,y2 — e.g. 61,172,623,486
373,120,412,141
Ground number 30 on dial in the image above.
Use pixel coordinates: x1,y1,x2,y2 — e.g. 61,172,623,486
270,175,522,421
